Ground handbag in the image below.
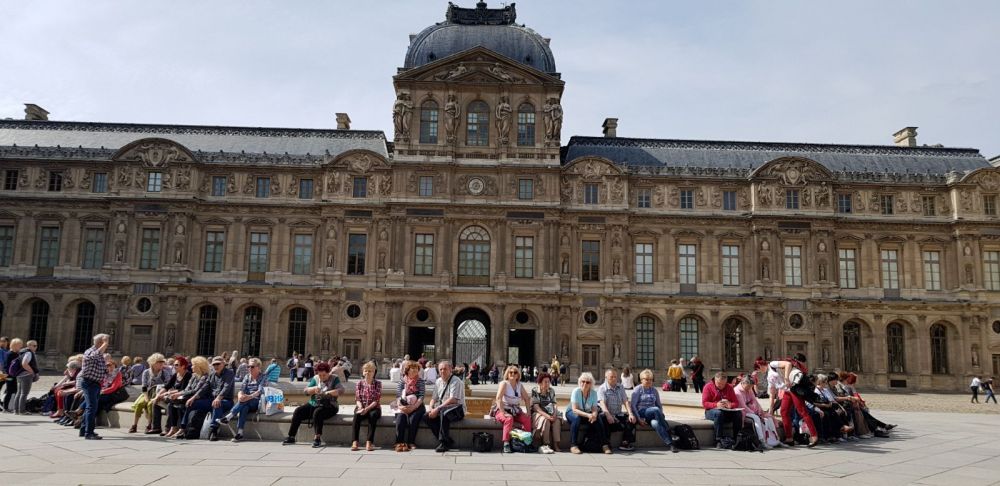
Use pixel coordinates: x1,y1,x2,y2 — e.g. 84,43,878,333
472,431,494,452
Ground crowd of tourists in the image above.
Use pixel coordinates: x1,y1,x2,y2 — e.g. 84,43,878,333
1,333,898,453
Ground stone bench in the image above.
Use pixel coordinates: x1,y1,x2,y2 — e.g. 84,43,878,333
108,401,717,450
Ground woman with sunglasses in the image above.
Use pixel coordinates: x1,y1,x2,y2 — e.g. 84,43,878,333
492,365,532,453
566,372,611,454
219,357,269,442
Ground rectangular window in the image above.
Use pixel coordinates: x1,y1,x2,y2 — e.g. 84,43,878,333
582,240,600,281
38,227,60,268
0,226,13,266
517,110,535,146
985,195,997,216
139,228,160,269
48,171,63,192
786,189,800,210
343,339,361,361
82,228,105,269
678,244,697,284
679,319,699,360
722,244,740,286
203,231,225,272
419,176,434,197
3,170,17,191
838,248,857,289
256,177,270,198
299,179,314,199
837,193,852,213
347,234,367,275
92,172,107,193
680,190,693,209
146,172,163,192
635,243,653,284
212,176,227,197
923,250,941,291
922,196,936,216
292,234,313,275
584,183,599,204
881,249,900,289
784,246,802,286
637,188,651,208
582,344,601,370
880,195,894,215
518,178,533,200
723,190,737,211
248,232,269,273
985,251,1000,291
635,317,655,368
514,236,534,278
353,177,367,198
414,233,434,276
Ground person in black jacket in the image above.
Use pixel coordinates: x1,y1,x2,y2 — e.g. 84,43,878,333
196,356,236,441
154,356,192,436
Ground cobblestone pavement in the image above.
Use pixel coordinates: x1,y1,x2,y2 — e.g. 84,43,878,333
2,408,999,485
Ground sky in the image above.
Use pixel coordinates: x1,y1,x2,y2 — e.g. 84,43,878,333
2,1,998,158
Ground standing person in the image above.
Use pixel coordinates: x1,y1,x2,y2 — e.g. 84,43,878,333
1,338,22,411
417,353,428,368
983,378,997,404
79,334,110,440
489,365,499,385
597,369,637,451
701,372,743,448
12,340,39,415
492,365,531,453
765,354,819,447
630,369,678,452
351,361,382,451
220,357,268,442
0,336,10,409
690,356,705,393
566,372,611,454
620,366,635,390
470,362,480,385
425,360,466,452
970,376,982,403
530,373,561,453
551,355,561,386
667,359,684,392
393,361,425,452
287,353,299,382
282,362,344,447
297,355,308,382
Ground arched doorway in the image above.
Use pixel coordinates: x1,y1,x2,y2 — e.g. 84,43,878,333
454,308,490,367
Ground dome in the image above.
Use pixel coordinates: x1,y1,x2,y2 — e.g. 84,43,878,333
403,2,556,74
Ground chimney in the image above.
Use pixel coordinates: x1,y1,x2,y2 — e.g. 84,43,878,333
336,113,351,130
24,103,49,121
602,117,618,138
893,126,918,147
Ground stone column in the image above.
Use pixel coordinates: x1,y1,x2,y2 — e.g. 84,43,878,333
492,302,507,366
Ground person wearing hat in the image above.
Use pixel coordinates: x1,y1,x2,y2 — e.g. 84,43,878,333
128,353,170,434
193,355,237,441
282,361,344,448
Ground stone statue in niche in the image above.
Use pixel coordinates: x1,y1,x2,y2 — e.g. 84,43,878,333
966,263,975,284
375,337,382,354
764,344,773,361
175,223,185,235
613,339,621,360
322,333,330,351
613,258,621,276
117,221,127,234
761,239,769,251
115,241,125,263
444,94,461,143
972,346,980,367
560,337,569,358
964,245,972,256
326,250,335,268
165,326,175,348
495,95,512,145
761,259,770,280
378,251,386,270
822,344,831,365
818,261,827,281
561,255,569,274
173,243,184,264
392,92,414,142
542,97,563,144
817,241,826,253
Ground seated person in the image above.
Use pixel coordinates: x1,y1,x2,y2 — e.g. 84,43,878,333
425,360,466,453
492,365,531,453
734,376,780,448
597,369,637,451
220,357,268,442
129,354,169,433
530,373,561,453
171,356,211,439
702,371,743,448
352,361,383,451
158,356,192,437
393,361,426,452
97,356,126,412
629,369,678,452
49,357,82,420
812,374,853,443
187,356,236,441
282,362,344,448
566,372,611,454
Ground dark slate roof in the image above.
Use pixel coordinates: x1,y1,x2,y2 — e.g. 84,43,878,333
0,120,388,158
403,3,555,73
564,136,990,178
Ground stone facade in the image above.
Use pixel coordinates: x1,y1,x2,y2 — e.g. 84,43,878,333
1,2,999,390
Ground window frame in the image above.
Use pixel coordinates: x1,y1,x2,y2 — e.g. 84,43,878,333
413,233,434,276
518,178,534,200
516,103,536,146
419,100,439,144
838,247,857,289
212,176,227,197
678,243,697,284
347,233,367,275
634,242,653,284
92,172,108,193
837,193,853,214
922,250,942,291
292,233,313,275
721,244,740,286
203,230,225,273
584,183,599,205
637,188,651,208
723,190,737,211
255,177,271,198
352,177,368,198
466,100,490,146
298,179,314,199
880,248,900,289
785,189,800,210
634,316,655,368
581,240,600,281
248,231,270,274
147,172,163,192
418,176,434,197
81,227,106,269
784,245,803,286
514,235,534,278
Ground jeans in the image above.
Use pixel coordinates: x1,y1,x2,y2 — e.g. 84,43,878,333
352,408,381,443
986,390,997,404
638,406,673,445
80,379,102,437
14,373,33,413
603,412,636,444
705,408,742,441
394,404,425,444
425,406,464,444
566,409,609,447
228,398,260,430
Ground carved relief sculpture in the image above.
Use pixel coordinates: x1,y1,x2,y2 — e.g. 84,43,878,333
392,92,414,142
243,175,255,194
495,95,512,145
444,94,461,143
542,97,563,145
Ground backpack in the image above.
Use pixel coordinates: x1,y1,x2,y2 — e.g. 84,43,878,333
472,432,494,452
671,424,700,450
510,436,536,453
25,397,44,414
7,352,23,377
733,428,765,452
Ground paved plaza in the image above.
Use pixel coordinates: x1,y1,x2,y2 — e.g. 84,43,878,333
1,408,998,486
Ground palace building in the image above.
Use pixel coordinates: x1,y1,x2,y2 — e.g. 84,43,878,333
1,2,999,390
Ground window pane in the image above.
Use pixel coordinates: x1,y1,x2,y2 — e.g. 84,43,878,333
584,184,598,204
922,196,936,216
348,234,366,275
466,101,489,146
3,170,18,191
634,243,652,283
293,234,313,275
887,324,905,373
197,305,218,356
414,233,434,276
680,190,693,209
881,249,900,289
635,316,655,368
0,225,13,266
287,308,308,357
784,246,802,286
419,101,439,144
518,179,533,200
419,176,433,197
678,244,696,284
582,240,600,281
256,177,270,198
722,244,740,286
679,317,699,359
204,231,225,272
299,179,314,199
92,173,108,193
212,176,227,197
82,228,105,269
838,248,857,289
843,323,863,372
147,172,163,192
249,232,269,273
724,319,743,369
140,228,160,269
881,195,894,215
38,227,61,268
514,236,534,278
986,251,1000,290
785,189,799,209
837,193,852,213
637,188,651,208
48,171,63,192
923,250,941,290
352,177,367,198
723,190,737,211
931,325,948,374
517,104,535,146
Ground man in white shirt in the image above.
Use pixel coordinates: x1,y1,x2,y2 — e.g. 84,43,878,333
971,376,982,403
425,360,465,452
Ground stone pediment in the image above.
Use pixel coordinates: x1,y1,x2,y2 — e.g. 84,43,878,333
563,157,624,180
396,46,563,86
112,138,197,168
751,157,833,185
326,150,390,173
960,167,1000,191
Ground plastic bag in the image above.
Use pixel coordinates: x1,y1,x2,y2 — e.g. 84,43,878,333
262,386,285,416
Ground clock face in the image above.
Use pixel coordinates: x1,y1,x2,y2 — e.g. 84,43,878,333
467,177,485,195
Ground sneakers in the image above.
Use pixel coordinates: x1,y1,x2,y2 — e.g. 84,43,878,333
618,442,635,452
84,434,102,440
282,437,296,445
602,445,613,454
219,414,232,425
670,444,680,453
208,430,219,442
435,442,448,453
539,445,554,454
570,446,582,454
502,442,513,453
232,433,243,443
312,438,325,448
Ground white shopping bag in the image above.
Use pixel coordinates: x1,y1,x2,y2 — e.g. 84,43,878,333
262,386,285,416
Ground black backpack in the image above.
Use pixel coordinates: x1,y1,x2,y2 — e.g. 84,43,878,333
472,432,494,452
733,428,765,452
509,436,537,453
671,424,700,450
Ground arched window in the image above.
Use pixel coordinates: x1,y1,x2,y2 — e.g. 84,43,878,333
930,324,948,374
29,300,49,351
197,305,218,357
466,101,489,146
517,103,535,146
419,100,439,144
723,318,744,370
287,307,308,358
635,316,655,368
73,302,96,353
886,323,905,373
242,306,263,358
458,226,490,286
843,322,862,372
679,316,699,360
